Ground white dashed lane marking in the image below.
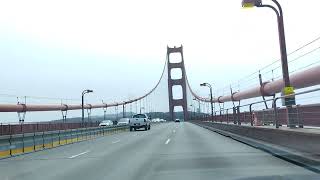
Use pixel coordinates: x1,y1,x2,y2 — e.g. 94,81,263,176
112,140,120,144
69,151,90,159
165,139,171,145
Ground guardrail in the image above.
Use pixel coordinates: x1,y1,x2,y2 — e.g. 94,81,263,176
197,87,320,128
0,125,128,159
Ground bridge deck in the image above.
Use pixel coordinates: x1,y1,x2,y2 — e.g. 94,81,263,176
0,122,316,180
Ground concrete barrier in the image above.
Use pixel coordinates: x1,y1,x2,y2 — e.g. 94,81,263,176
194,122,320,154
0,125,128,159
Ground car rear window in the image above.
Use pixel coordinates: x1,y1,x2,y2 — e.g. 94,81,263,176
133,114,146,118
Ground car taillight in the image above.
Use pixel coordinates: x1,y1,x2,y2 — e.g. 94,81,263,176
144,119,146,122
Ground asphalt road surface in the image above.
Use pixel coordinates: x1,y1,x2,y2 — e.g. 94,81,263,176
0,122,318,180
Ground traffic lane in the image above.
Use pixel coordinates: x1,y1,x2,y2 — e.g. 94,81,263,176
59,121,316,180
0,122,174,180
1,122,318,180
76,122,182,180
146,122,318,180
58,122,177,180
1,123,166,161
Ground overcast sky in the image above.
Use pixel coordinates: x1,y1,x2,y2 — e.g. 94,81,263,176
0,0,320,121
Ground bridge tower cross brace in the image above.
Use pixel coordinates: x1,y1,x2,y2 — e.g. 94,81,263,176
167,45,189,121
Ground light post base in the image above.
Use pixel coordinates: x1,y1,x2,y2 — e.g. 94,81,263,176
287,105,299,128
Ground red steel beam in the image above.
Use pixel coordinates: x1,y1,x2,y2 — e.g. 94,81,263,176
0,96,150,112
0,95,148,112
192,65,320,103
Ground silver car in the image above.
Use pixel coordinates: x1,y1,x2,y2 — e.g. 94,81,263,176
129,114,151,131
117,118,130,125
99,120,113,127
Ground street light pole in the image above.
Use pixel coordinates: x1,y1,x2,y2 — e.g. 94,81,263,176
193,98,201,114
242,0,296,127
102,100,107,120
189,104,193,120
200,83,214,122
122,103,125,118
115,105,119,121
192,98,198,119
192,104,195,119
211,87,214,122
82,93,84,125
81,89,93,127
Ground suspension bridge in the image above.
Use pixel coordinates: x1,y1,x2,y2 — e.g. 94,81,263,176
0,39,320,179
1,0,320,178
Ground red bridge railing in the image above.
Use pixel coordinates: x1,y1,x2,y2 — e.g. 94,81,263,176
0,122,100,136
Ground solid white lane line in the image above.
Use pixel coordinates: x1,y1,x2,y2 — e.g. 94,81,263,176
165,138,171,145
112,140,121,144
69,150,90,159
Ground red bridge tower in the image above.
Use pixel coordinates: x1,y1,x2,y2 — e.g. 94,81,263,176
167,45,189,121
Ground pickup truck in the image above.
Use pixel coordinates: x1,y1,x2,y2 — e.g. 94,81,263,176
129,114,151,131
